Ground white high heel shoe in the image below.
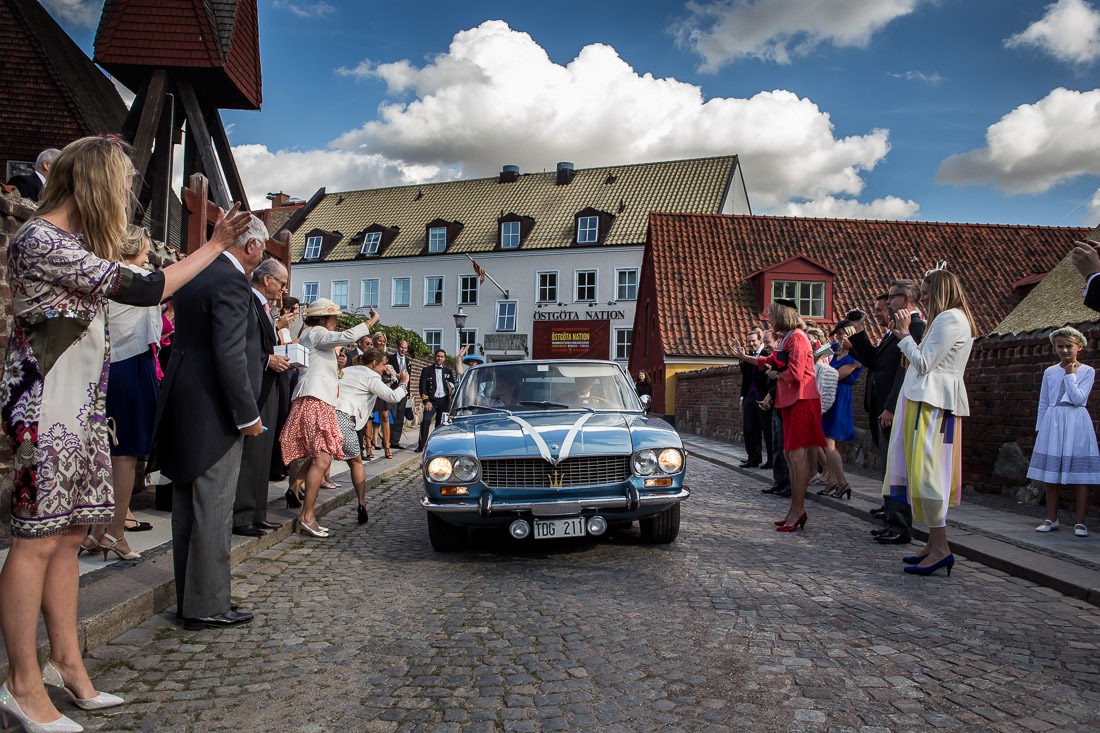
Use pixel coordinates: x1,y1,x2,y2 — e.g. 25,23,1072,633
41,661,125,711
0,683,83,733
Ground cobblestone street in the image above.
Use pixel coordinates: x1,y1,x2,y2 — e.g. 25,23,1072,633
72,460,1100,732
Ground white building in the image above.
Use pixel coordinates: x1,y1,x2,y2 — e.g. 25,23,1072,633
278,156,750,362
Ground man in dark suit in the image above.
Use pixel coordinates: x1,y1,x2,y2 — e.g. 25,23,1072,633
5,148,59,202
848,281,926,545
1072,238,1100,312
232,258,291,537
738,327,772,468
388,339,411,449
417,348,457,451
153,215,267,630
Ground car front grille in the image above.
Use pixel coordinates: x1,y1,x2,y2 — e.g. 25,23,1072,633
481,456,631,489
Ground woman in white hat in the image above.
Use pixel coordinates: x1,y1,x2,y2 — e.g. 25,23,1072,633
279,299,378,537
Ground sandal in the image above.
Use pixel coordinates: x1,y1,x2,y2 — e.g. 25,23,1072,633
1075,524,1089,537
816,484,837,496
321,479,339,489
124,518,154,532
1035,519,1059,532
79,533,100,556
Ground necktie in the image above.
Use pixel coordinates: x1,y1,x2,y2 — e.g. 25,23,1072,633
263,301,274,329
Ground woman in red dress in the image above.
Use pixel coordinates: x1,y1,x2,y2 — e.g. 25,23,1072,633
733,299,826,531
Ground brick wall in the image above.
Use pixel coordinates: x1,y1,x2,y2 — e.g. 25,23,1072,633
0,189,31,546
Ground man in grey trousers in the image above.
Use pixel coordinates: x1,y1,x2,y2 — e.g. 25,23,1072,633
152,216,267,630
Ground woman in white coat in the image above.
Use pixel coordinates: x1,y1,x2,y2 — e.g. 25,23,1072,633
335,348,409,524
885,268,977,577
279,299,377,537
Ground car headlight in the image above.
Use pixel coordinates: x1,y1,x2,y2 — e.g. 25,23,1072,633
658,448,684,474
632,449,658,476
452,456,479,482
427,457,453,482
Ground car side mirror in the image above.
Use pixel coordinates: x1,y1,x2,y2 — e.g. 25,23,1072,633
441,412,453,426
639,394,651,410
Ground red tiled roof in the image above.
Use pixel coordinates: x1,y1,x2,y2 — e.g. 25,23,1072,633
646,213,1090,357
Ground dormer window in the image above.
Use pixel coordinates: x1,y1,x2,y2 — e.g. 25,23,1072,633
497,212,535,250
773,280,825,319
304,235,322,259
361,232,381,255
746,255,837,322
425,218,463,254
353,223,399,259
428,227,447,253
572,207,615,245
501,221,521,249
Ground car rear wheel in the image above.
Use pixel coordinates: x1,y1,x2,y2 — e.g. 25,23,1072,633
427,513,468,551
639,503,680,544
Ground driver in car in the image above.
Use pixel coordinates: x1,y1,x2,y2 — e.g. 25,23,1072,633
474,373,520,408
560,375,607,406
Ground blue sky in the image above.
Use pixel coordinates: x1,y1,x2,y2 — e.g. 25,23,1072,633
47,0,1100,226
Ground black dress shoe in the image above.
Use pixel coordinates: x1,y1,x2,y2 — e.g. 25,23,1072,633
254,520,281,530
875,531,912,545
232,525,265,537
357,504,369,525
760,461,774,469
739,460,760,468
761,486,781,494
869,506,887,518
390,443,404,450
182,610,254,631
870,528,890,537
776,488,792,497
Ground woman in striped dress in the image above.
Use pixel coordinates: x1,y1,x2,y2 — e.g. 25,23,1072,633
884,268,977,576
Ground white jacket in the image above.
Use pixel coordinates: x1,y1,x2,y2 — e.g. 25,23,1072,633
336,365,408,431
292,322,373,406
897,308,974,416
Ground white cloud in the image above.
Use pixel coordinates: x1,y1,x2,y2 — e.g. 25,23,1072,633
325,20,897,215
272,0,335,19
1087,187,1100,222
674,0,926,70
39,0,101,28
776,195,919,220
887,70,943,85
936,87,1100,196
1005,0,1100,66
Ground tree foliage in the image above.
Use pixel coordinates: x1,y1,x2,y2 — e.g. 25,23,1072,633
335,308,431,357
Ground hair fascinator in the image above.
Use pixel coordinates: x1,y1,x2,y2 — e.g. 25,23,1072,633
924,260,948,277
1050,326,1087,347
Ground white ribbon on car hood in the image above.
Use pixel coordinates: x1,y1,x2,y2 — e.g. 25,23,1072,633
507,412,594,466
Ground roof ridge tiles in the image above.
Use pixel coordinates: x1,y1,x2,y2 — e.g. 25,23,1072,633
649,211,1087,230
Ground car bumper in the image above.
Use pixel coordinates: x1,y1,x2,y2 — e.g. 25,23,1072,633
420,487,690,517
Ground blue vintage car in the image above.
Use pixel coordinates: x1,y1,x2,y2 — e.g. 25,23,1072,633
419,360,689,550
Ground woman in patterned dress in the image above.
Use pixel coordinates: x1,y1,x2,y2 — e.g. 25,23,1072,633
0,136,250,732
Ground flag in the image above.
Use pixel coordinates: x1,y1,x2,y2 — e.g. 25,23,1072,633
470,258,486,285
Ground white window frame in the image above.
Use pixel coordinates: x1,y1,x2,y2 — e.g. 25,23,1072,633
459,274,479,306
424,275,445,307
537,270,558,303
392,277,411,307
772,279,826,319
331,280,349,308
614,328,632,361
304,235,322,260
495,301,517,332
361,278,379,309
428,226,447,253
457,328,478,353
500,220,521,249
423,329,443,354
577,216,599,244
615,268,639,302
574,269,598,303
302,281,318,305
360,231,382,255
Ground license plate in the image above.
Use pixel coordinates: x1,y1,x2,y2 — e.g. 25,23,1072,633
533,517,586,539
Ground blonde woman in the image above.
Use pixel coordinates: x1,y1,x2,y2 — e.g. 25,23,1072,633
0,136,249,732
887,268,977,576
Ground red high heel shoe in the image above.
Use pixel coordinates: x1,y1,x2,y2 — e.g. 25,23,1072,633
776,512,807,532
773,519,787,526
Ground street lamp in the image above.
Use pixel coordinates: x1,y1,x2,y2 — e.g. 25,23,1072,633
453,307,467,353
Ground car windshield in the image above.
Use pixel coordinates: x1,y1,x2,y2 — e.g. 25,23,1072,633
452,362,640,413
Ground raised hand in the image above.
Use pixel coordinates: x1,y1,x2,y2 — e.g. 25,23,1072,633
207,202,251,252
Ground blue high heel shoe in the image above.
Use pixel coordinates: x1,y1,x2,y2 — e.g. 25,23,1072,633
901,554,926,565
903,553,954,576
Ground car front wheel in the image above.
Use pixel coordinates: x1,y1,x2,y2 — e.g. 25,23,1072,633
639,503,680,544
427,512,468,552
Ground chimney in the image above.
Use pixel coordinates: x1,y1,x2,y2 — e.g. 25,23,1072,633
498,164,520,184
266,191,290,208
556,161,575,185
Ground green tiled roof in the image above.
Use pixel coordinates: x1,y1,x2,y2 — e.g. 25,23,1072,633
290,156,740,263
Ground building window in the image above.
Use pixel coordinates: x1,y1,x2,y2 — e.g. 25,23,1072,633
537,271,558,303
496,301,517,332
459,275,479,305
302,282,318,305
428,226,447,253
360,231,382,255
331,280,348,308
615,268,638,301
361,279,379,308
614,328,632,361
772,280,825,319
425,276,444,306
577,216,599,244
575,270,597,302
304,236,322,260
392,277,411,307
500,221,521,249
424,330,442,353
458,328,477,352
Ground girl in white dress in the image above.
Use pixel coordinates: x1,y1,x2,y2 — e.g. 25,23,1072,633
1027,327,1099,537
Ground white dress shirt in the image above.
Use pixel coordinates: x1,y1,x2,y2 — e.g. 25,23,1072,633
433,367,446,398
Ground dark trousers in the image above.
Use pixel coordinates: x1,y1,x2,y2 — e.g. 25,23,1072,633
233,388,278,527
771,407,790,491
872,416,914,536
390,394,408,446
418,397,449,448
743,401,773,464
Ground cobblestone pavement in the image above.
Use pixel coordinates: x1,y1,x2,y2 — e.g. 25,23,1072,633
66,460,1100,732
